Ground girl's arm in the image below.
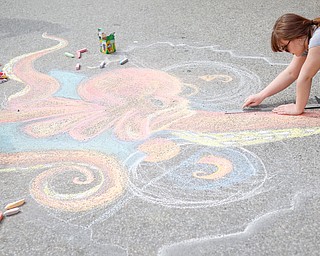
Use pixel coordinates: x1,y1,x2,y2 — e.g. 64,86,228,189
273,46,320,115
243,55,306,107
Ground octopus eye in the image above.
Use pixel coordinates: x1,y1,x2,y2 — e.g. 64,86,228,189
149,98,164,108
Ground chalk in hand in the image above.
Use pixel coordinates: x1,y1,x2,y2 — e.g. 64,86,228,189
5,199,25,210
120,58,128,65
4,207,20,216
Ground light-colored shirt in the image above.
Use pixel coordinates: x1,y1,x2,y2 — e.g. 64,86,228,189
309,27,320,49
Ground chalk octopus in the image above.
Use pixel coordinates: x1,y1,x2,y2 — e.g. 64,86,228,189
1,33,320,212
1,33,320,145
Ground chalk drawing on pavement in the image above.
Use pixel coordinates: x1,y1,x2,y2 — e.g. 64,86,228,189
0,150,126,212
126,134,267,208
0,33,320,216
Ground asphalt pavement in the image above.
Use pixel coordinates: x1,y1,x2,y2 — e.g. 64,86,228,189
1,1,320,255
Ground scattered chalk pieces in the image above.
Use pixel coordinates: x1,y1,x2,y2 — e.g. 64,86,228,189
76,48,87,59
120,58,128,65
5,199,25,210
64,52,75,58
0,71,8,79
4,207,20,217
78,48,88,53
76,63,81,70
0,79,8,84
100,61,106,69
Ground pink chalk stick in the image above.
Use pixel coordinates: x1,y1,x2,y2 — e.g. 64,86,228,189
76,63,81,70
76,51,81,59
78,48,88,53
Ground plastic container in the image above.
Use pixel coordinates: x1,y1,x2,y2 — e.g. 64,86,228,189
98,29,116,54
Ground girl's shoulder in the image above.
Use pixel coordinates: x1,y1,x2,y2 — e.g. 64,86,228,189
309,27,320,49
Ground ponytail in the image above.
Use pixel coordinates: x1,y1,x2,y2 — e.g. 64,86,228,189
311,17,320,27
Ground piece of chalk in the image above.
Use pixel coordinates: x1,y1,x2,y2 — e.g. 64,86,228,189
0,211,3,222
0,79,8,84
76,63,81,70
4,207,20,216
0,71,8,79
120,58,128,65
64,52,75,58
5,199,25,210
78,48,88,53
76,51,81,59
100,61,106,69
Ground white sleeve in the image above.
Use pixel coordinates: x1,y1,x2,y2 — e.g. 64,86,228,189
309,27,320,49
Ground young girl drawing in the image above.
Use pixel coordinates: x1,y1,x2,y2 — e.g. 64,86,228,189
243,13,320,115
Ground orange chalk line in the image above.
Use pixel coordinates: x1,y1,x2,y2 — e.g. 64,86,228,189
0,150,127,212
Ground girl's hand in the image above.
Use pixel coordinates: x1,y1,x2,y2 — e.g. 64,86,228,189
242,94,264,108
272,103,304,115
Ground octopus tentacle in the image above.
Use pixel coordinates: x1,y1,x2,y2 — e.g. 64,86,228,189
5,33,68,105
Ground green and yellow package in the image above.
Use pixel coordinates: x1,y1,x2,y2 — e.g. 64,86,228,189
98,28,116,54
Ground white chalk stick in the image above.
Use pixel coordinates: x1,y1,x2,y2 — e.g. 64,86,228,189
76,63,81,70
100,61,106,69
4,207,20,216
64,52,75,58
120,58,128,65
0,79,8,84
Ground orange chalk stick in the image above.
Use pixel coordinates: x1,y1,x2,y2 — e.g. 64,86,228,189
5,199,25,210
0,211,3,222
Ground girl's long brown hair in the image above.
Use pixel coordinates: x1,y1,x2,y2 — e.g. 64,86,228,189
271,13,320,52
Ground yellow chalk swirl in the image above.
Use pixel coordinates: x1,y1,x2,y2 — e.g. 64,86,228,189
193,155,233,180
0,150,126,212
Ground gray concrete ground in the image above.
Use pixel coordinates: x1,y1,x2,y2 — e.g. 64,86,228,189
1,0,320,255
